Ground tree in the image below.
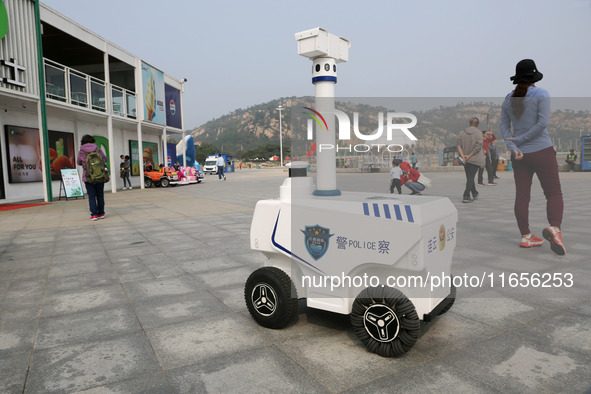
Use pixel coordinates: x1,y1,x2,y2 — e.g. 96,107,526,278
195,142,221,164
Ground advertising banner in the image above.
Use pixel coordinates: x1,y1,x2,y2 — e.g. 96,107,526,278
141,62,165,125
60,169,83,198
48,130,76,180
166,142,176,166
129,140,160,175
165,84,182,129
4,125,43,183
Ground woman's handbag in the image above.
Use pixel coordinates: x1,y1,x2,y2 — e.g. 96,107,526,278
417,174,432,189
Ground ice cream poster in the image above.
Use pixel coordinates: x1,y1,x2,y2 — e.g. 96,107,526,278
141,62,165,125
4,125,43,183
48,130,75,181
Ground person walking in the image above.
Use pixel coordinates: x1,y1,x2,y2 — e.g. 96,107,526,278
457,117,485,203
122,155,132,189
477,129,497,186
489,141,500,179
216,154,226,181
77,135,108,220
500,59,565,255
410,152,418,170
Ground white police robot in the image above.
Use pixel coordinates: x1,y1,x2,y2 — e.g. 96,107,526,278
245,28,458,357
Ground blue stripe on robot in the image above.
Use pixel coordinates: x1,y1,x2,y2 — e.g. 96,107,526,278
301,225,334,261
362,203,414,222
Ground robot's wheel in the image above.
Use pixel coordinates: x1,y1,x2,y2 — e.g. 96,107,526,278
351,287,420,357
437,284,456,316
244,267,298,329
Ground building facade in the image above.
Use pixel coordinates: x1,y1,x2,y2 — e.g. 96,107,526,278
0,0,185,202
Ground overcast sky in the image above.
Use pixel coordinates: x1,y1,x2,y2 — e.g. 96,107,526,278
41,0,591,130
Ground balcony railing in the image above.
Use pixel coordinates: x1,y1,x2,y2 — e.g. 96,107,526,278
44,58,136,119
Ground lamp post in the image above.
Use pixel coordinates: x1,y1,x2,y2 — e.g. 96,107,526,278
276,104,284,166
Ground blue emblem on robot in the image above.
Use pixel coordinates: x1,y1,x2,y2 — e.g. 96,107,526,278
301,225,334,261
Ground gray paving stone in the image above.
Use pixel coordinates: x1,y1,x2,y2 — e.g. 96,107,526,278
193,265,258,290
76,372,173,393
36,305,142,350
0,350,30,393
132,291,229,329
122,276,203,303
275,330,426,392
145,313,267,369
42,284,130,317
345,361,500,393
166,346,329,393
25,332,162,393
175,255,247,274
0,319,38,353
48,259,112,279
431,330,591,393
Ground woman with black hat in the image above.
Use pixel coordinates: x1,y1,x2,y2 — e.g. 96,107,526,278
500,59,565,255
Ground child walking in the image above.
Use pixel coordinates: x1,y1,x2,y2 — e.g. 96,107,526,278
389,159,402,194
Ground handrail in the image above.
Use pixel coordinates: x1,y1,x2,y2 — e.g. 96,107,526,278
43,57,136,119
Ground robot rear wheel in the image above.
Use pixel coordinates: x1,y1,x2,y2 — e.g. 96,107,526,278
351,286,420,357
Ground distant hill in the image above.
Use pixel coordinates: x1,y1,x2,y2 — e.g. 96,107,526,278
189,98,591,154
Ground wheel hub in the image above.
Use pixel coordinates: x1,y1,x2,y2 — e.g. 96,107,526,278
251,283,277,316
363,303,400,342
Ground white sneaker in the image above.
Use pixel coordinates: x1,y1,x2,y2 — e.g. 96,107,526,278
122,187,127,190
129,186,132,189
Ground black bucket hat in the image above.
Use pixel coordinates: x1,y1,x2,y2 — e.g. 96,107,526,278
510,59,543,84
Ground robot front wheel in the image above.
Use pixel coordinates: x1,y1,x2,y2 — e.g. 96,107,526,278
244,267,298,329
351,287,420,357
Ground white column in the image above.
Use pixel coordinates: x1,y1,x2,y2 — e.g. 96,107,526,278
162,127,167,166
135,58,145,188
104,50,116,193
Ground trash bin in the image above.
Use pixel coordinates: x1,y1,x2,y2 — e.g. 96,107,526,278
497,158,506,172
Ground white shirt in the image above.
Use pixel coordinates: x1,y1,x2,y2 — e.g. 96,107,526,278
390,166,402,179
216,156,225,166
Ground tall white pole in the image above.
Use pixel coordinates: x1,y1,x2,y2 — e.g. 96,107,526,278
313,57,339,196
277,104,284,166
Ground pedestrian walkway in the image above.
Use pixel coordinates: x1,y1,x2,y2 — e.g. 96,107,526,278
1,169,589,393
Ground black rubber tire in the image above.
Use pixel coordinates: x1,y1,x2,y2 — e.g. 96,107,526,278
244,267,298,329
160,178,170,188
351,286,420,357
144,178,153,188
437,284,456,316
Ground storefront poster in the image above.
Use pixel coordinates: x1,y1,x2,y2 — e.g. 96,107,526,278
165,84,182,129
48,130,75,180
4,125,43,183
141,62,165,125
60,168,83,197
129,140,160,175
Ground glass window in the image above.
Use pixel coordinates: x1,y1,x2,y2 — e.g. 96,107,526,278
91,80,106,111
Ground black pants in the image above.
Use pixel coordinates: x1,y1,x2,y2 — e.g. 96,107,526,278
491,156,499,178
478,152,493,184
464,162,479,199
390,178,401,194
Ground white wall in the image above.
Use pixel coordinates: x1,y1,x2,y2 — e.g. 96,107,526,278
0,106,162,201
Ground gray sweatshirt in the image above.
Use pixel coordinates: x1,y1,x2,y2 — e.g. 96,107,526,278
457,126,485,167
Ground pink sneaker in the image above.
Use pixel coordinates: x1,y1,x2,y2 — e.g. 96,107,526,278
98,214,105,219
542,226,566,256
520,234,543,248
90,215,99,221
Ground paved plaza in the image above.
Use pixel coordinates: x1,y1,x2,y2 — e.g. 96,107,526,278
0,168,590,393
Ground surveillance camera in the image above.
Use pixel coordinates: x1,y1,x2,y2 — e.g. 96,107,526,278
181,78,188,83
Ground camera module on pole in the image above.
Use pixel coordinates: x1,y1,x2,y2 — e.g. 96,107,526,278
244,27,459,357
